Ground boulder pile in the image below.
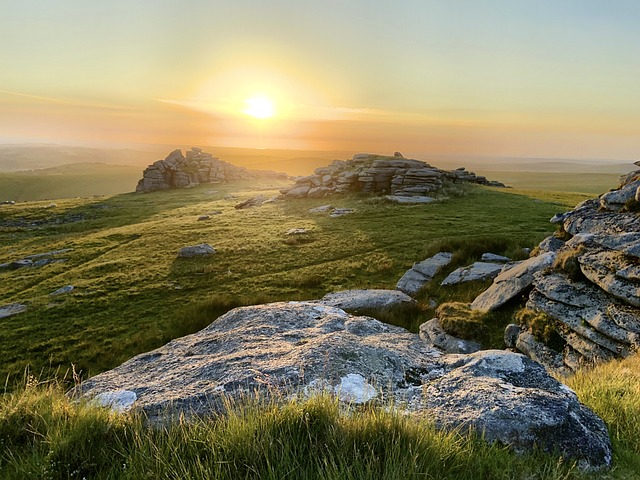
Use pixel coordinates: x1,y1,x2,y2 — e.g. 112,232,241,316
470,168,640,374
136,148,285,193
280,153,505,199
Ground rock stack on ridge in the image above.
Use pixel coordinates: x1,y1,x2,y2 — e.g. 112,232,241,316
471,167,640,374
280,153,506,199
136,148,285,193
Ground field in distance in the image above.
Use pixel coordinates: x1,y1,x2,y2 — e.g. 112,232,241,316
0,144,634,201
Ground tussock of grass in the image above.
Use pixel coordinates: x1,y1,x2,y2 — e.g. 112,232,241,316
567,355,640,477
515,308,566,351
437,302,489,343
552,246,587,282
0,379,596,479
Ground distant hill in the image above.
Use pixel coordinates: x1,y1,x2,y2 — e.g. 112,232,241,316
0,162,140,201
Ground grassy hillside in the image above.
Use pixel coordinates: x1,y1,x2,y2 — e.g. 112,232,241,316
0,181,586,383
2,181,640,478
0,163,141,202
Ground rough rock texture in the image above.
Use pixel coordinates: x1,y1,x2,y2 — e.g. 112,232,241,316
77,302,611,469
0,303,27,318
136,148,285,193
280,153,505,199
419,318,482,354
396,252,453,296
441,261,505,286
471,252,556,311
476,167,640,373
0,248,72,271
177,244,216,258
318,289,416,313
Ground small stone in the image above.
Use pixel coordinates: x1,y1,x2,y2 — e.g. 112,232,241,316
330,208,355,217
0,303,28,318
504,324,521,349
178,244,216,258
198,215,210,221
480,253,511,263
309,205,333,214
285,228,309,235
50,285,74,296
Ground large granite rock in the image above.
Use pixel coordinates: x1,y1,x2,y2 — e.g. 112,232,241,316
76,302,611,469
136,148,285,193
471,252,556,312
419,318,482,354
177,244,216,258
280,153,505,199
491,166,640,373
396,252,453,296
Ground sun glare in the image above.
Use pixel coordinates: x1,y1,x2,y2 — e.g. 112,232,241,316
243,95,275,119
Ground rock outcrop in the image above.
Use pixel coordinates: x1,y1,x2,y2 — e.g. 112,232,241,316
136,148,285,193
77,302,611,469
280,153,505,199
472,168,640,373
396,252,453,296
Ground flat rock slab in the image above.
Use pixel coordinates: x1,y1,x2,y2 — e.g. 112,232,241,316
0,303,27,319
309,205,333,214
396,252,453,296
178,244,216,258
76,302,612,469
330,208,355,217
441,261,504,286
384,195,436,204
319,289,416,313
471,252,556,312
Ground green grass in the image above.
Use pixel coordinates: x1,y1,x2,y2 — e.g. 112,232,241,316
0,377,603,479
3,355,640,479
0,164,141,202
0,181,587,384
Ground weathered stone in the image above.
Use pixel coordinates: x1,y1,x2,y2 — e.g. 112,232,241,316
309,205,333,214
530,272,640,348
419,318,481,354
396,252,454,296
76,303,611,469
178,244,216,258
471,252,556,312
234,196,265,209
480,253,510,263
330,208,355,217
419,350,611,470
578,250,640,307
537,235,565,253
441,262,504,286
600,180,640,211
504,324,521,349
136,148,281,193
50,285,74,296
515,330,571,377
319,289,416,314
0,303,27,319
385,195,436,204
285,228,309,235
279,153,505,200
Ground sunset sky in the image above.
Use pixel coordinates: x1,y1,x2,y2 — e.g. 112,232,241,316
2,1,639,159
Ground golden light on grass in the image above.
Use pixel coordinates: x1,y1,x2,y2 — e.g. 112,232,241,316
243,95,275,119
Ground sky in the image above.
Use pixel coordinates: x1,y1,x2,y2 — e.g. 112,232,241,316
1,0,639,159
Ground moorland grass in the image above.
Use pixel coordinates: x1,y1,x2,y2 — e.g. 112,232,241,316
0,376,602,480
0,182,588,385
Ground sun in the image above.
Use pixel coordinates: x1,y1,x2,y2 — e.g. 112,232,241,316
243,95,275,119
